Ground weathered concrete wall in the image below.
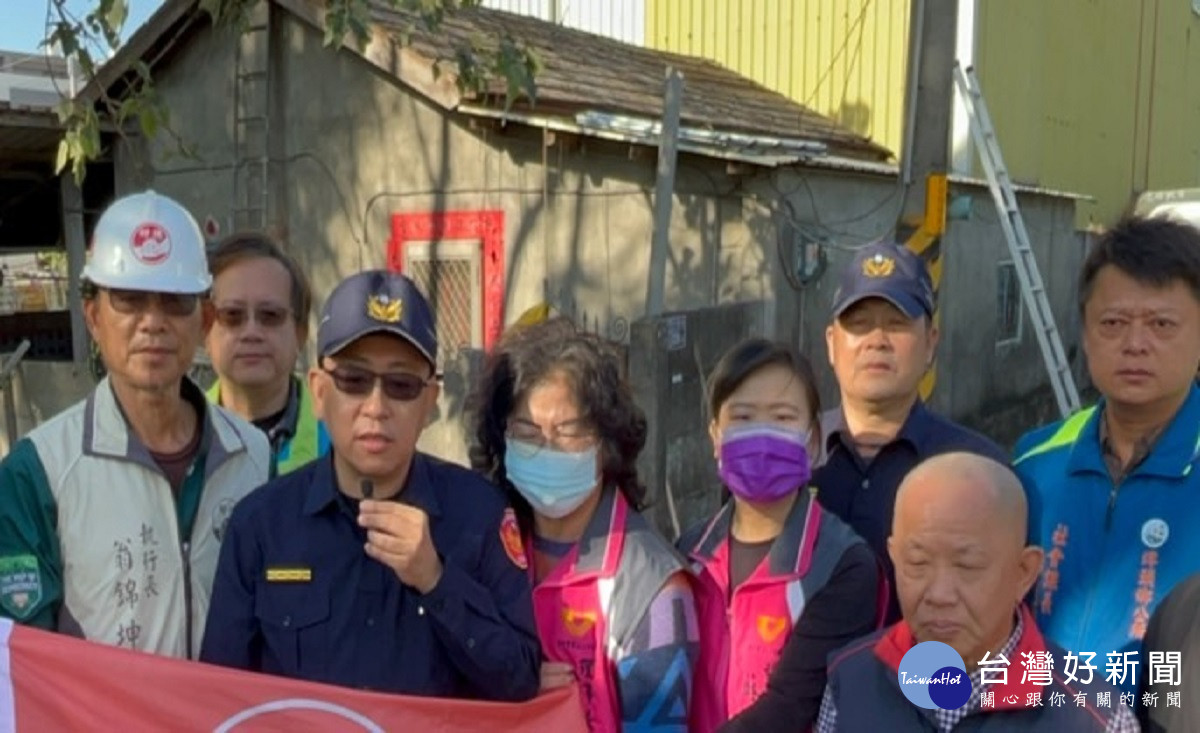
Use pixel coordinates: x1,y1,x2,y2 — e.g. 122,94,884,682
933,191,1088,449
120,21,241,218
629,302,767,537
758,168,1086,452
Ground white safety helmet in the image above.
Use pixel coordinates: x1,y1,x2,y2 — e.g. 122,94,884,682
81,190,212,294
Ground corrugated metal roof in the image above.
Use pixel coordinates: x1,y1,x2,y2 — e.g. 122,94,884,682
460,103,829,167
647,0,911,157
800,152,1093,201
373,2,891,162
561,0,646,46
482,0,647,46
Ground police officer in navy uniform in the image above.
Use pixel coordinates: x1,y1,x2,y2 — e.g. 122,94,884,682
200,270,540,700
814,242,1007,625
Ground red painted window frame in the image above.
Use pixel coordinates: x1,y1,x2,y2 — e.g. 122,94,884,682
387,210,505,351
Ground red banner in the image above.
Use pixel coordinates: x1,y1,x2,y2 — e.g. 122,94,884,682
0,621,587,731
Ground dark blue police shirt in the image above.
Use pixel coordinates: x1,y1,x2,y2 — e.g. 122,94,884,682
811,400,1008,624
199,452,540,700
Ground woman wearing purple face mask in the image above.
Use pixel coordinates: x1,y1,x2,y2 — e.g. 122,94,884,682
677,338,885,733
467,317,699,733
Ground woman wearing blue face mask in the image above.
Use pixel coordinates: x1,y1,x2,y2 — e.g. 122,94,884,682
468,317,698,733
678,338,883,733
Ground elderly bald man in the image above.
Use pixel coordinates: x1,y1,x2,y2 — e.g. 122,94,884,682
816,453,1138,732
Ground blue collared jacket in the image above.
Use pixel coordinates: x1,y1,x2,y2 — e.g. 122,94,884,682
1014,384,1200,692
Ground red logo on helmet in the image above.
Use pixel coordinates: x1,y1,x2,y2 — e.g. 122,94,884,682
130,223,172,265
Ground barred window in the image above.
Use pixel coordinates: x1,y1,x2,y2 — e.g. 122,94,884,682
997,261,1022,345
401,240,482,373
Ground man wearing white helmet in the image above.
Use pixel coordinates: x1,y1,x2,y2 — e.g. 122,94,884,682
0,191,269,659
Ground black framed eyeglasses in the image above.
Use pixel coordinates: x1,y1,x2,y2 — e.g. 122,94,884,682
321,363,434,402
213,303,293,329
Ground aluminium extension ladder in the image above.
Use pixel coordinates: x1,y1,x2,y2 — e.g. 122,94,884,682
953,62,1082,418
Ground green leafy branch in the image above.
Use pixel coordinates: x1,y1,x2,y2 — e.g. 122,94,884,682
450,30,541,107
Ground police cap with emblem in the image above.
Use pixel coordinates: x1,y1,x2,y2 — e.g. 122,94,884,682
830,240,935,320
317,269,438,370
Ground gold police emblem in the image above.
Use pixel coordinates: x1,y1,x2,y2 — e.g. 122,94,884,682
367,294,403,323
862,253,895,278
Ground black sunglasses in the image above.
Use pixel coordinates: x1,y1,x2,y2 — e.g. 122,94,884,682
321,363,433,402
104,288,199,317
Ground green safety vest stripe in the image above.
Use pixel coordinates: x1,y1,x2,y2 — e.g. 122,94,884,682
1013,406,1097,466
276,384,322,475
205,379,322,476
1184,424,1200,478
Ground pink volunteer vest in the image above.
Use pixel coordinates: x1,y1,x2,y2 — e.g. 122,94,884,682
531,492,628,733
684,490,869,733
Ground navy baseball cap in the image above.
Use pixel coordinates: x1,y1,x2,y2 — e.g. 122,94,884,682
317,270,438,368
830,241,935,319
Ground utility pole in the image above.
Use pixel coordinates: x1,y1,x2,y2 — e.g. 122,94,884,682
646,68,684,317
895,0,958,401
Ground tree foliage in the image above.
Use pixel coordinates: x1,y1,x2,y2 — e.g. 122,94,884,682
45,0,540,182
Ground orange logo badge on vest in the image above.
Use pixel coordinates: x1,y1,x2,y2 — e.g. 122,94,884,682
499,508,528,570
562,607,598,637
757,615,788,643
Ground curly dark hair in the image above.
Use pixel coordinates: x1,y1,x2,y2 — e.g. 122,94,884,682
467,317,648,532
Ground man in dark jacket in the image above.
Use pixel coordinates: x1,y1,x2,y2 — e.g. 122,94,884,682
818,453,1137,731
813,242,1006,625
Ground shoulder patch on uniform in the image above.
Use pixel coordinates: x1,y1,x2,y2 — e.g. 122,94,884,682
0,555,42,619
499,508,528,570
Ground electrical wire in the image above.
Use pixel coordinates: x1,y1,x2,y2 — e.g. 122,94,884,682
758,170,909,252
836,0,872,118
803,0,875,109
775,198,809,292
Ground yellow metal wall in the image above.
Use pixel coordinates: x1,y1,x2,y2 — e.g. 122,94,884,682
647,0,1200,228
646,0,910,156
976,0,1200,226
